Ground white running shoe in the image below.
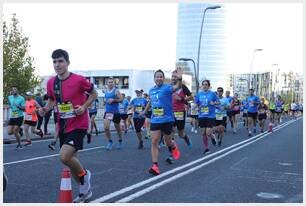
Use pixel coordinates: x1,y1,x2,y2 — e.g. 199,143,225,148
73,170,92,203
191,127,194,133
194,129,198,134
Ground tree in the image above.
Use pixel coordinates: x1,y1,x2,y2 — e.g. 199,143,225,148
3,14,41,104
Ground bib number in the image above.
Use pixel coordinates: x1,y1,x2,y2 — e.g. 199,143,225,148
58,103,76,119
201,107,209,115
259,108,265,114
243,109,248,113
174,111,184,120
153,108,164,117
24,114,33,121
234,105,240,111
135,106,143,113
105,113,114,120
216,113,223,120
11,111,19,118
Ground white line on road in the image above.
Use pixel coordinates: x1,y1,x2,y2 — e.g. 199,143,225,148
90,118,300,203
4,146,105,165
116,118,299,202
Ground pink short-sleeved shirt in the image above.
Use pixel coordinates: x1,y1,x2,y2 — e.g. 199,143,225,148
47,73,93,134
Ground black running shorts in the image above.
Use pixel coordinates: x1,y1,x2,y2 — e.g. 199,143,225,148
198,118,215,128
215,117,226,127
8,117,24,127
24,120,37,127
150,122,173,135
247,112,258,120
173,111,186,131
103,112,121,124
133,118,145,133
59,129,87,151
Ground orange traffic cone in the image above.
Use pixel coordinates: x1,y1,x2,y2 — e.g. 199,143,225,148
59,168,73,203
268,122,273,133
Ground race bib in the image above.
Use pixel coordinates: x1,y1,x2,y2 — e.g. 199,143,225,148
243,109,248,113
24,114,33,121
191,109,198,115
153,107,164,117
259,108,265,114
174,111,184,120
276,107,282,112
58,103,76,119
105,113,114,120
216,113,223,120
135,106,143,113
234,105,240,111
249,102,254,107
11,111,19,118
201,107,209,115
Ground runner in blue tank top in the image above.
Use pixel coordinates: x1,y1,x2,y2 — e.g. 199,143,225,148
142,68,182,176
246,88,260,137
119,93,130,133
130,89,148,149
195,80,219,155
103,77,124,150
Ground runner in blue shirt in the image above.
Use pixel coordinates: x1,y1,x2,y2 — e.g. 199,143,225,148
246,88,260,136
142,69,182,176
195,80,219,154
275,95,284,126
225,91,234,131
7,86,26,149
103,77,124,150
119,93,130,134
241,98,248,129
130,89,148,149
214,87,230,147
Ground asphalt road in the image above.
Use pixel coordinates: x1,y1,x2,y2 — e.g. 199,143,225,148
3,116,303,203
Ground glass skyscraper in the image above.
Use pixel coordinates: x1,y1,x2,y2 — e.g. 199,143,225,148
176,3,227,91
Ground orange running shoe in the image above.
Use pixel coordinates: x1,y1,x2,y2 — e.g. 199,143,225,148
172,144,180,160
148,164,160,176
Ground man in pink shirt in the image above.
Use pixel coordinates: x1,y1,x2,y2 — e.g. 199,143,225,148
39,49,97,203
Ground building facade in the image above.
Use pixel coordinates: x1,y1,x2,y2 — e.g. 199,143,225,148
176,3,227,91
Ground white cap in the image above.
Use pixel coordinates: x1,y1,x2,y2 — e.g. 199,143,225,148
26,91,33,96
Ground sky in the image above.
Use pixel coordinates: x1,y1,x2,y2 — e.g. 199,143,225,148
3,2,303,76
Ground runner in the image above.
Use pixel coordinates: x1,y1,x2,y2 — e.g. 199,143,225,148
35,92,44,134
39,49,97,202
290,101,297,119
283,102,289,119
130,89,148,149
43,94,52,135
246,88,260,137
103,77,124,150
269,96,276,128
7,86,26,149
143,93,152,139
225,91,234,132
275,95,284,126
214,87,230,146
119,93,130,134
23,91,44,146
230,93,241,134
48,109,59,151
195,80,218,154
126,96,134,131
142,69,182,175
88,97,99,136
258,96,268,133
241,97,249,130
170,70,193,152
189,101,199,134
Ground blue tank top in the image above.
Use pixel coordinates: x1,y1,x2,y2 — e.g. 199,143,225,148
105,88,119,113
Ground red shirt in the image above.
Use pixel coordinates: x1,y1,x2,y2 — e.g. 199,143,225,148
172,84,192,112
47,73,93,133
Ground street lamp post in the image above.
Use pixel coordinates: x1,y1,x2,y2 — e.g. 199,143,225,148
179,58,198,93
249,48,263,91
197,5,221,91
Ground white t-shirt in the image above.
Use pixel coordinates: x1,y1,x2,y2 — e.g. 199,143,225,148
291,103,297,110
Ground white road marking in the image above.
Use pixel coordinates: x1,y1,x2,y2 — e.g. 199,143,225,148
115,119,297,202
90,118,300,203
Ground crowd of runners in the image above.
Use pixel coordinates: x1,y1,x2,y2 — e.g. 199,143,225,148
5,49,303,202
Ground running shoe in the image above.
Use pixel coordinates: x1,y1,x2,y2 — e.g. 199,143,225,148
106,141,113,150
194,129,198,134
148,164,160,176
165,155,174,164
124,129,128,134
87,133,92,144
218,141,222,147
233,129,237,134
44,132,51,135
203,148,210,155
48,142,56,150
248,131,252,137
95,130,99,136
73,170,92,203
171,144,180,160
15,144,23,150
23,140,32,146
184,136,192,149
138,141,144,149
191,127,194,133
211,134,217,146
116,141,123,150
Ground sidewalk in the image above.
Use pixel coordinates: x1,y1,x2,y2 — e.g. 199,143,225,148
3,118,116,144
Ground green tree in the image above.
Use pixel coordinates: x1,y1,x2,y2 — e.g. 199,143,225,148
3,13,41,104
